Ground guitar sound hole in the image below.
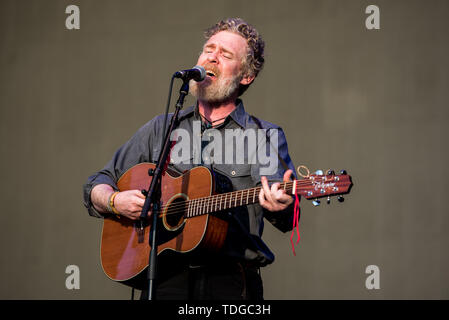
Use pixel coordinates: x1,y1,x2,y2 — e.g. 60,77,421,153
164,197,186,230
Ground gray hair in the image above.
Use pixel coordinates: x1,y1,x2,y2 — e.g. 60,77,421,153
204,18,265,95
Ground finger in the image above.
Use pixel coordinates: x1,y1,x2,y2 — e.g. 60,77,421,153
134,190,147,199
258,188,265,206
283,169,293,182
259,187,272,211
130,210,144,222
134,196,145,208
270,183,281,201
271,182,288,202
277,193,293,204
132,204,143,213
270,182,280,193
261,176,273,203
270,182,283,195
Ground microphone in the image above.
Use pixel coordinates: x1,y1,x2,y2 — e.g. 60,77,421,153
174,66,206,82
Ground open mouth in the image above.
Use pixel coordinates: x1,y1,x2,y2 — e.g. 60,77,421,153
206,70,217,78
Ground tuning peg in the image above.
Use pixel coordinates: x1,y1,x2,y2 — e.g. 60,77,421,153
315,170,324,175
312,199,321,206
327,196,331,204
337,196,344,202
340,169,347,175
327,170,335,175
141,189,148,197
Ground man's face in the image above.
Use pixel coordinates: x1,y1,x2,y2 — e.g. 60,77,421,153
190,31,252,104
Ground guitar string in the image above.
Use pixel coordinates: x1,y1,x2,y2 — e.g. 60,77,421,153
143,179,348,217
152,179,348,215
152,180,303,214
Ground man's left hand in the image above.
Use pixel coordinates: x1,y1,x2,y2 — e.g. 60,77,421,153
259,170,294,212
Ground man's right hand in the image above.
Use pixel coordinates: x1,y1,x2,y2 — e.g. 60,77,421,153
113,190,147,220
91,184,150,220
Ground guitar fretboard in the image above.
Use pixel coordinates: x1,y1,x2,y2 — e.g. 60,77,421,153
157,173,349,219
183,181,298,218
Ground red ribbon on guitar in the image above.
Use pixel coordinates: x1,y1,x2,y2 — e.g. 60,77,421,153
290,192,301,256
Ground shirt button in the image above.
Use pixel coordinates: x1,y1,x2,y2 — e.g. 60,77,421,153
231,170,236,176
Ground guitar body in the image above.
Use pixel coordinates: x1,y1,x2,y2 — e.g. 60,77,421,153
100,163,229,286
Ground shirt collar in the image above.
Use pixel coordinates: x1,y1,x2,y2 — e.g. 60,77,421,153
178,105,196,120
228,99,247,128
182,99,247,128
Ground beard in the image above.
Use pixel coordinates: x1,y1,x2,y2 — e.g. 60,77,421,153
189,65,241,105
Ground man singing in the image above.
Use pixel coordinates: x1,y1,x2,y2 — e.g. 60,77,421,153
83,18,298,300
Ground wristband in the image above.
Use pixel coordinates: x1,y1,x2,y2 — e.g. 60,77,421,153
108,191,120,217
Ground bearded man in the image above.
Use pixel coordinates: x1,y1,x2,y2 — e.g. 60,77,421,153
83,18,298,300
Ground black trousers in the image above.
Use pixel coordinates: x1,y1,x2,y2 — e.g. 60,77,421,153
140,260,264,300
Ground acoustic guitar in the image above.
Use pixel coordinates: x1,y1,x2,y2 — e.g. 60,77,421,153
100,162,352,286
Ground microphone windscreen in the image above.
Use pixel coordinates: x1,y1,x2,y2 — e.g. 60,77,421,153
193,65,206,81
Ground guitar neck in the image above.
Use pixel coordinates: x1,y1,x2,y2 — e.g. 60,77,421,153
181,172,350,218
185,181,297,218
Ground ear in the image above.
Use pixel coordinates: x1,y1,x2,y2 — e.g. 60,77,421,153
240,74,255,86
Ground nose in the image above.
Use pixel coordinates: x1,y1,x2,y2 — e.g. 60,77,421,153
207,50,218,64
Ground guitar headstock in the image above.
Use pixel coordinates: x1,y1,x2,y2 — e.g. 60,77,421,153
296,169,353,205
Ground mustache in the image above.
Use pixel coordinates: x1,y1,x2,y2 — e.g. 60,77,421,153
202,63,221,77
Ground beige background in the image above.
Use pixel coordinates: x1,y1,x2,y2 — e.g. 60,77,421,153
0,0,448,299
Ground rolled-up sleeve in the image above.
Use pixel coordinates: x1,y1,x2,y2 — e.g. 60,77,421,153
82,118,159,218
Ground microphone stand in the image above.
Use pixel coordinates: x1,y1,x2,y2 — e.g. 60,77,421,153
140,78,190,300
